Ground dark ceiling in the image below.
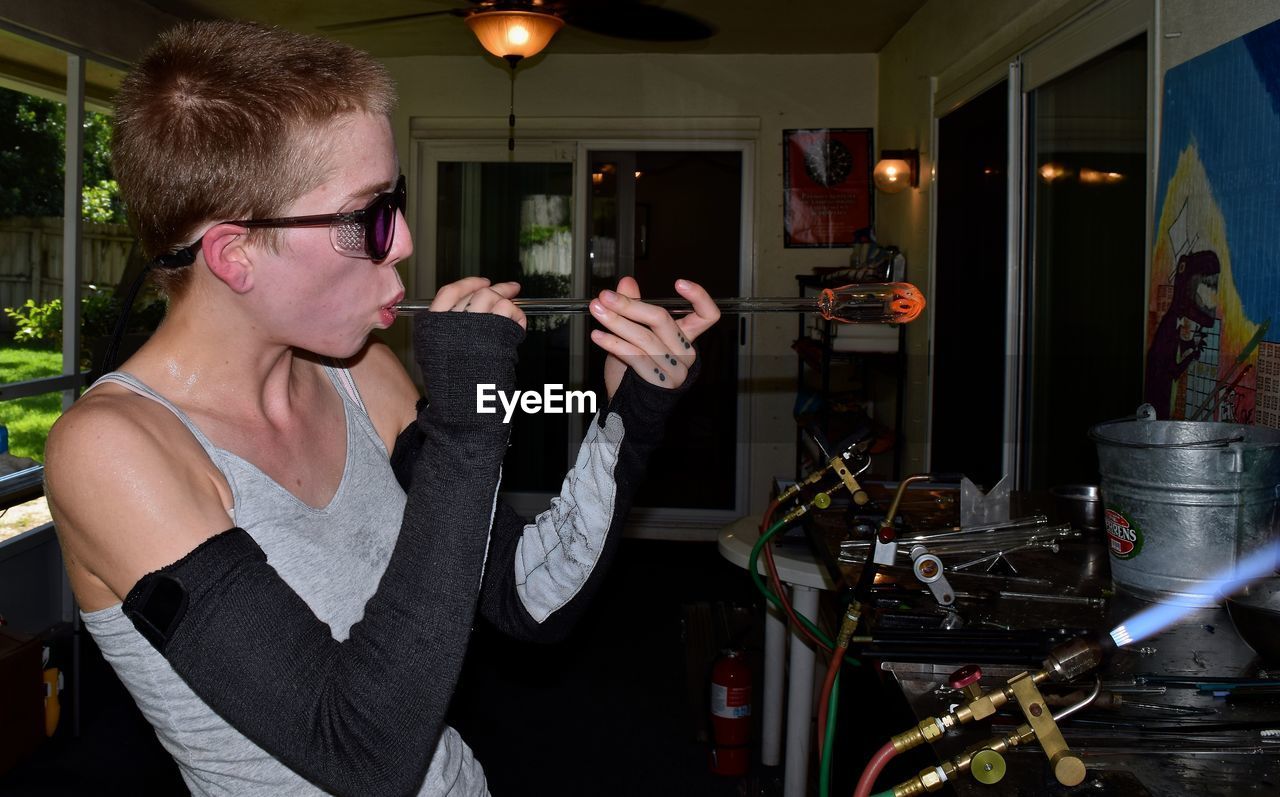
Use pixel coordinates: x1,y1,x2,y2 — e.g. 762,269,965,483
139,0,926,58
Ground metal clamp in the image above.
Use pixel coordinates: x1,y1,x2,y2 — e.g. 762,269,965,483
911,545,955,606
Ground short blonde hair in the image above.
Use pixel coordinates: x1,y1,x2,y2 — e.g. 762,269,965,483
112,20,396,297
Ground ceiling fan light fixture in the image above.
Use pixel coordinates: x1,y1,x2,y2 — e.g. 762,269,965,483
465,10,565,60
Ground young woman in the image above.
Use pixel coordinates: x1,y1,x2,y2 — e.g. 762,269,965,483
45,20,718,796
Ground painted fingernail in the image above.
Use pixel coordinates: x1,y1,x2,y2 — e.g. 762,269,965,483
676,279,690,290
668,356,678,366
654,368,666,382
591,300,607,317
602,289,618,303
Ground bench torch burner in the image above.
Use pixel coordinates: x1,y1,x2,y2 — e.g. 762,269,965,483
865,633,1114,796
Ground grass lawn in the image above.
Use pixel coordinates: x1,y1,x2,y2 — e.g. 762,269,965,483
0,345,64,462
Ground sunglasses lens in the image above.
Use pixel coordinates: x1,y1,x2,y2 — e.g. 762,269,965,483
367,196,396,260
330,176,404,259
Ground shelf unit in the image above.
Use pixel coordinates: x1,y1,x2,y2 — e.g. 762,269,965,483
793,274,907,481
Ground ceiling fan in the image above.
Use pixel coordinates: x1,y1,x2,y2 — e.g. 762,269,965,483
321,1,713,150
319,1,716,49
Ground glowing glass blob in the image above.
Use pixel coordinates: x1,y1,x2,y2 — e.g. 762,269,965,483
1109,541,1280,647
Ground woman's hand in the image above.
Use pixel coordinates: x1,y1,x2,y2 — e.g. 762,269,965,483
429,277,526,330
589,276,720,399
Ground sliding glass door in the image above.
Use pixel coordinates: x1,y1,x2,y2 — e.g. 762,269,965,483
931,82,1009,490
416,138,750,530
433,153,577,495
585,149,742,513
1024,35,1148,489
928,0,1152,491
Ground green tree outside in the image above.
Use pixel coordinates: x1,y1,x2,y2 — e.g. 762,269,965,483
0,86,125,223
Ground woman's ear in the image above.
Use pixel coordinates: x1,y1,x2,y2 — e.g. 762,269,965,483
201,223,254,294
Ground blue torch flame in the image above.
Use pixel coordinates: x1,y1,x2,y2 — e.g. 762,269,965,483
1109,541,1280,648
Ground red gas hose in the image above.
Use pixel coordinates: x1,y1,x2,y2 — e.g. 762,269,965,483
853,739,898,797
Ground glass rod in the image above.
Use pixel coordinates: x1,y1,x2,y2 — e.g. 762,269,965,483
396,281,926,325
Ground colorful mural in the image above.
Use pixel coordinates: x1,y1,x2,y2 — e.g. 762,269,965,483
1148,17,1280,427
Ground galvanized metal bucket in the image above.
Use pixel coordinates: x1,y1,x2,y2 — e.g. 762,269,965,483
1090,405,1280,607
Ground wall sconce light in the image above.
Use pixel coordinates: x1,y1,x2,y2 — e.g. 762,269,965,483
873,149,919,193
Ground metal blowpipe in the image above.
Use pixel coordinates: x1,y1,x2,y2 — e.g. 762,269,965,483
396,281,926,324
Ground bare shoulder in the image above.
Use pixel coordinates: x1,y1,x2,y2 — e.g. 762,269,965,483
46,386,234,607
345,335,419,448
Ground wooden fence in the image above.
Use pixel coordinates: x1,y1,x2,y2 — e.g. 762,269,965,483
0,217,135,332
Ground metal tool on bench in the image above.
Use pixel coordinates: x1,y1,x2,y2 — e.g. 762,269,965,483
837,516,1078,569
851,474,932,601
910,545,956,606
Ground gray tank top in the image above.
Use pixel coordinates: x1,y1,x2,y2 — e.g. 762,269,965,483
80,367,488,797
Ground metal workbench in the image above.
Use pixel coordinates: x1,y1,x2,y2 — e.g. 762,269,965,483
805,502,1280,795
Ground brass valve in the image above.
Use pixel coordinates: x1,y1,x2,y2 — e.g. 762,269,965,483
969,749,1005,785
776,450,869,526
947,664,984,703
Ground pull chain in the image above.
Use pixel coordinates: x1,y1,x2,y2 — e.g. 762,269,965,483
506,56,520,151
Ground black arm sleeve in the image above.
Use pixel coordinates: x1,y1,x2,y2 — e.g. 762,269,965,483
477,357,700,642
122,312,525,797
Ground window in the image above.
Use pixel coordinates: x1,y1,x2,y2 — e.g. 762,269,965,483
0,32,137,543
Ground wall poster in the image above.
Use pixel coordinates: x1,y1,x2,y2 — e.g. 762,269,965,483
1147,18,1280,427
783,128,873,247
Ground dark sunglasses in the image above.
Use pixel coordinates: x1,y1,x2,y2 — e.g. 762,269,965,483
154,175,407,268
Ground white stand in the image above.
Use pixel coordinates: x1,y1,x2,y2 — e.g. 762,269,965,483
762,602,786,766
783,584,820,797
718,515,835,797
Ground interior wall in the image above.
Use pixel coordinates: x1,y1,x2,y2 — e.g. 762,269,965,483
877,0,1280,476
1161,0,1280,69
382,53,877,515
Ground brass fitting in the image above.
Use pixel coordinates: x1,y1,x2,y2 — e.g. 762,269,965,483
774,465,828,504
954,685,1008,724
1051,750,1087,786
834,600,864,649
891,718,945,753
1042,634,1114,682
891,764,950,796
883,473,930,525
1008,672,1086,786
830,455,869,505
919,767,947,792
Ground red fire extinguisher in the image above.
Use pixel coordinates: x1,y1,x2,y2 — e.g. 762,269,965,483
709,648,752,776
